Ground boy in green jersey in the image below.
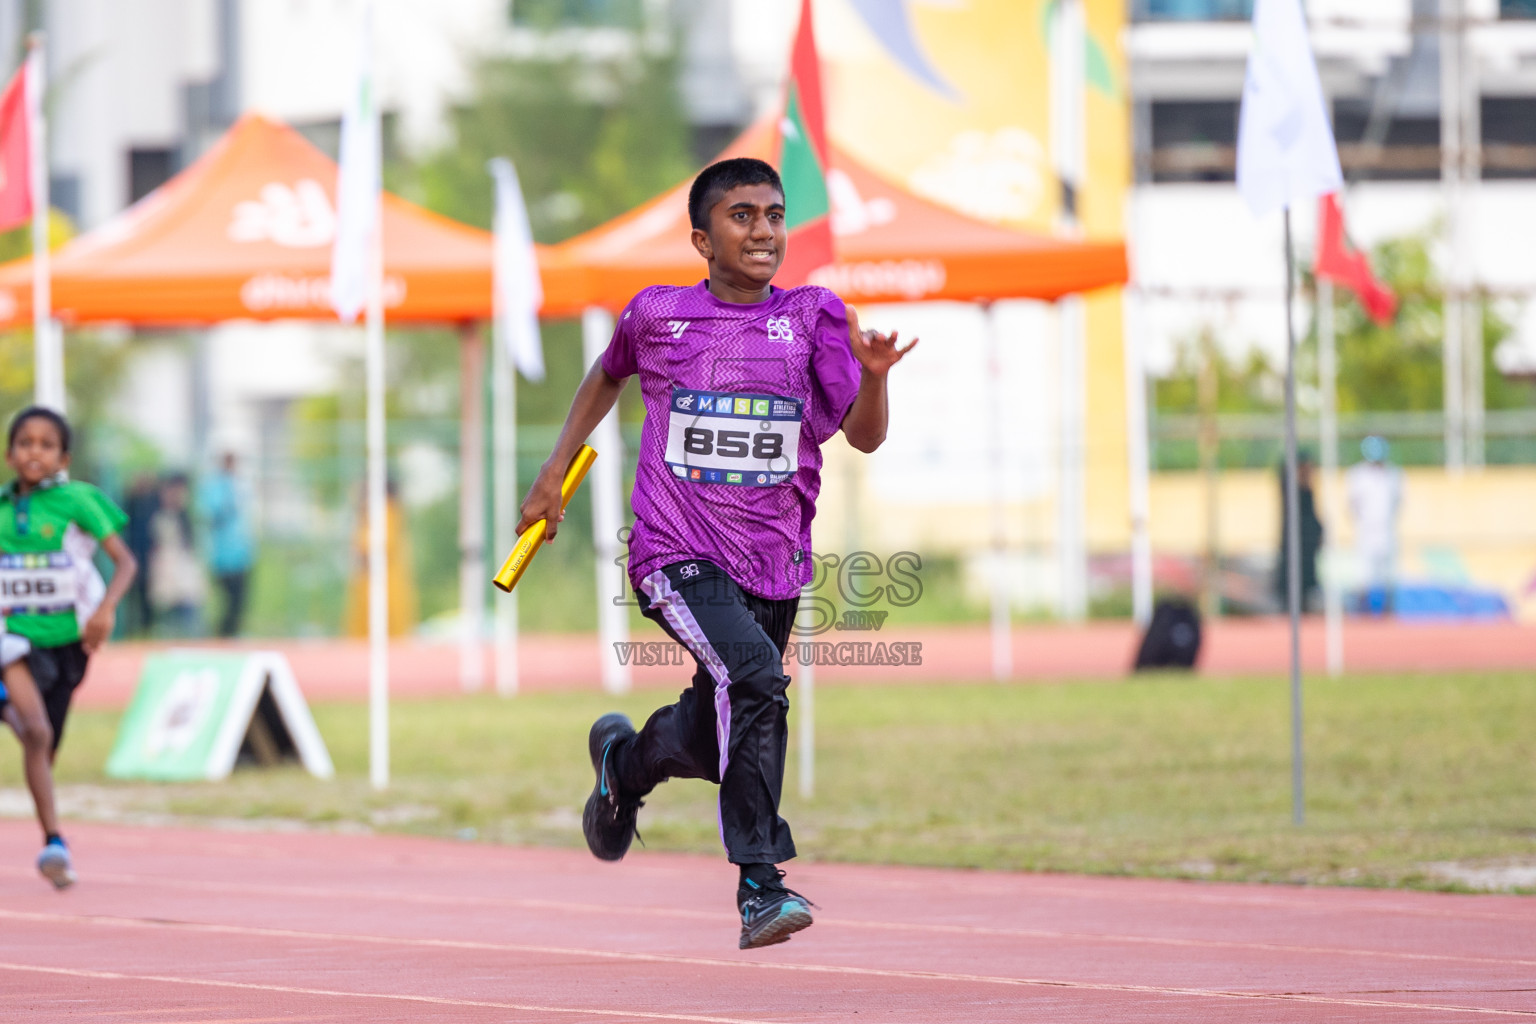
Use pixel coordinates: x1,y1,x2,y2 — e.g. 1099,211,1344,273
0,634,71,886
0,407,138,886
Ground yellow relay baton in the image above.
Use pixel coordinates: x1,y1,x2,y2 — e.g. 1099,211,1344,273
492,444,598,594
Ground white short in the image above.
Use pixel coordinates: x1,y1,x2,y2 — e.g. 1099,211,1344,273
1,633,31,669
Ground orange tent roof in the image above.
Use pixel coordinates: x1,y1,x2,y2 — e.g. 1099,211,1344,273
537,117,1127,318
0,114,497,326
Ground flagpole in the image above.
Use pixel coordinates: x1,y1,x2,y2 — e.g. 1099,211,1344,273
1318,278,1343,677
458,321,487,693
355,3,388,792
1283,207,1305,826
26,33,58,411
365,191,388,791
583,308,630,695
492,318,519,697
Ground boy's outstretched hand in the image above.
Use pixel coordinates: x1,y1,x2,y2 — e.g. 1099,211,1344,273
848,305,918,378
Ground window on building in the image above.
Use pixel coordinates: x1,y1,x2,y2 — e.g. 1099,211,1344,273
509,0,645,29
49,174,80,225
1149,101,1239,182
1482,98,1536,179
1502,0,1536,18
1331,103,1442,182
128,147,177,204
1133,0,1254,20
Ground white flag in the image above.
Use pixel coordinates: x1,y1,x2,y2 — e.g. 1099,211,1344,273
1236,0,1342,218
330,1,380,323
489,157,545,382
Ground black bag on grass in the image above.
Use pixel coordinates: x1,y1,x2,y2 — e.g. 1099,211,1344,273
1133,598,1201,672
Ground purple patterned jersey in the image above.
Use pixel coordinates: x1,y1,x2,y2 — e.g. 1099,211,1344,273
602,280,860,599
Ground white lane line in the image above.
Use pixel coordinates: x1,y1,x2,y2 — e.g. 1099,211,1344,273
0,961,775,1024
36,868,1536,971
2,909,1534,1018
62,830,1536,926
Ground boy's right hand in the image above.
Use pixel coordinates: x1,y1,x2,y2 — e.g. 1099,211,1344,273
516,463,568,542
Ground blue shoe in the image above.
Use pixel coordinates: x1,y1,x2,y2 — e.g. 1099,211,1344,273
582,713,642,861
738,871,813,949
37,839,76,890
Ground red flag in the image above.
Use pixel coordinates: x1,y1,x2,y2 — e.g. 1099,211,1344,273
774,0,834,288
0,63,29,233
1315,193,1395,325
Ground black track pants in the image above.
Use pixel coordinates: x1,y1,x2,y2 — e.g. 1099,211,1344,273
617,559,798,865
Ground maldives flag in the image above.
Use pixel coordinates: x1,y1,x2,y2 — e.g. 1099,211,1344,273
775,0,833,288
1315,193,1396,325
0,63,30,233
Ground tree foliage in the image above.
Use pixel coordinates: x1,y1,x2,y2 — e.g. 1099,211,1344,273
407,44,696,244
1155,232,1534,417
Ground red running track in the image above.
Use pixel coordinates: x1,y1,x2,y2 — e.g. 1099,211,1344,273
0,821,1531,1022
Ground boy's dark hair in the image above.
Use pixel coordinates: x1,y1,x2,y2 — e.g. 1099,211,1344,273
688,158,784,231
7,406,71,453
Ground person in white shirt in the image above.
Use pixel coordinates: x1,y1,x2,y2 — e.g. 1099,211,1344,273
1346,435,1403,614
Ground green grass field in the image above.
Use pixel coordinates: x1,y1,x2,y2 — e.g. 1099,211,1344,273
32,671,1536,892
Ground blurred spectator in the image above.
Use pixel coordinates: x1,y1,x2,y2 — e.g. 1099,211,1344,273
344,477,418,637
121,472,160,636
1346,436,1403,614
1275,450,1324,613
199,452,255,638
148,473,206,637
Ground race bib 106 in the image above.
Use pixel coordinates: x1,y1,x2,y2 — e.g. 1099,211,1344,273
0,552,79,614
664,388,803,486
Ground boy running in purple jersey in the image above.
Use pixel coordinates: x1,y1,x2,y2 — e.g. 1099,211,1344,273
517,157,915,949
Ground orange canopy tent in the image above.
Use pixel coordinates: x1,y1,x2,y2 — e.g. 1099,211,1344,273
0,113,499,327
537,116,1127,317
0,112,513,701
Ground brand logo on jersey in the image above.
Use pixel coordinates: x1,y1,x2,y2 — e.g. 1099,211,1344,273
766,316,794,342
676,393,694,411
680,563,700,579
667,320,690,338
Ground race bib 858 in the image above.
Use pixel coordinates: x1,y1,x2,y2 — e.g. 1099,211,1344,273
664,387,803,486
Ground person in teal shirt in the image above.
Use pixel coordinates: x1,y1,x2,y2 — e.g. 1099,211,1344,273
0,406,138,887
198,452,254,637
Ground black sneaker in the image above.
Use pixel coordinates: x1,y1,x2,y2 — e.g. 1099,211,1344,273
737,870,814,949
582,713,642,861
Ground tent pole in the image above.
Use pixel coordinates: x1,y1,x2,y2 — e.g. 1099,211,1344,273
492,314,519,697
1123,289,1153,628
366,201,389,791
582,308,630,695
1050,0,1088,623
985,303,1012,679
1057,297,1087,622
458,321,487,693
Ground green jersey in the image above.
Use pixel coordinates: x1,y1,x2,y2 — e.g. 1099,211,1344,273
0,475,129,649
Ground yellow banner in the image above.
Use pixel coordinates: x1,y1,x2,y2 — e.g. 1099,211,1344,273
818,0,1132,547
